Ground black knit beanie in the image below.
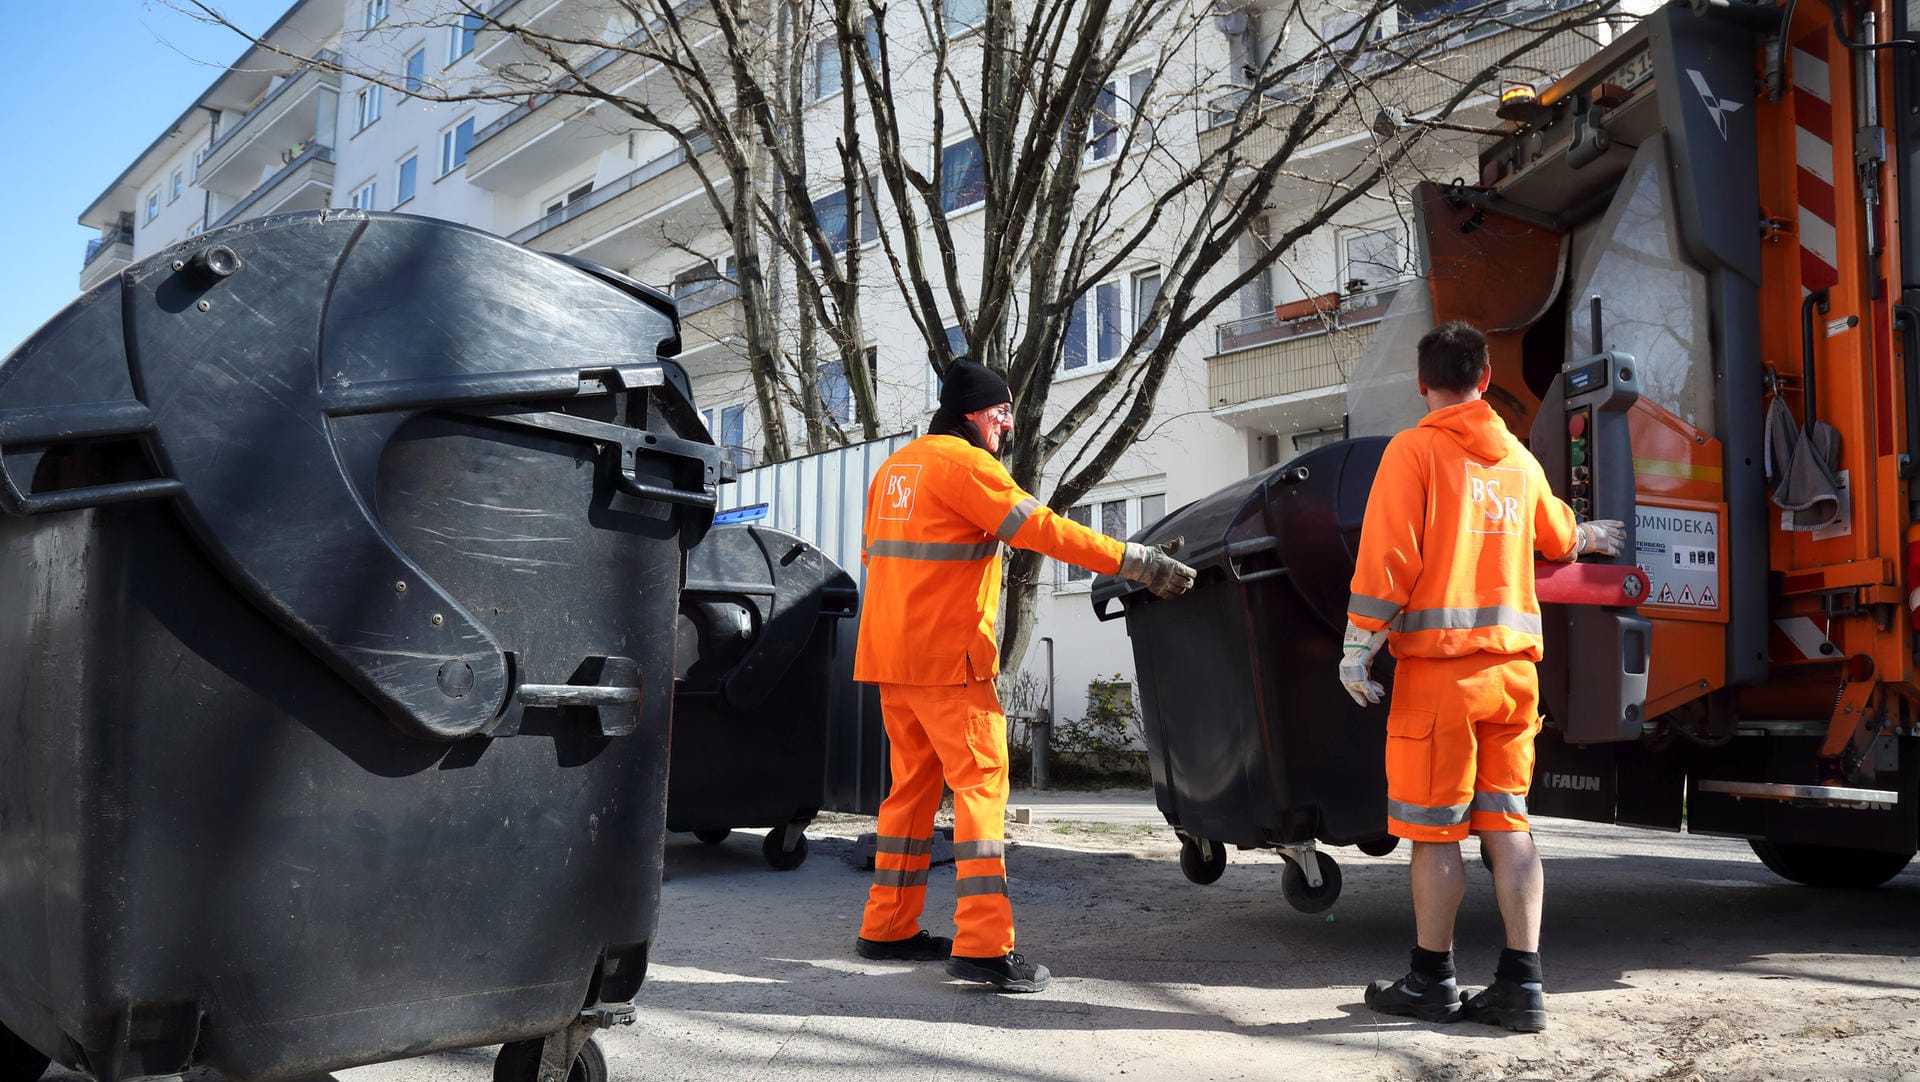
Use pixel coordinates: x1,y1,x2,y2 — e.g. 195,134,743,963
939,359,1012,415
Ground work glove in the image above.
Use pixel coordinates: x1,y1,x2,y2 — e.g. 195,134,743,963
1570,518,1626,559
1118,537,1197,599
1339,619,1388,707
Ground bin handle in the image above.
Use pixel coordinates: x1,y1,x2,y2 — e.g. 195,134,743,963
500,656,644,738
0,400,186,516
1223,535,1284,583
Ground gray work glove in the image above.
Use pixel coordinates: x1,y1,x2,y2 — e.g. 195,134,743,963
1570,518,1626,559
1338,619,1388,707
1118,537,1197,599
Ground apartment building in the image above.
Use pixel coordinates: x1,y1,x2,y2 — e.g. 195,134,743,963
74,0,1644,722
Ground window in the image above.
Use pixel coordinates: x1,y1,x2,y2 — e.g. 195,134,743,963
364,0,388,30
1061,267,1161,373
945,0,987,34
810,185,878,258
168,170,183,204
396,154,418,205
440,117,475,174
939,137,986,213
356,85,383,131
145,191,160,223
405,47,426,94
1059,493,1164,585
721,404,750,470
821,361,852,424
812,38,842,100
349,180,378,210
543,181,594,217
1342,225,1407,291
449,11,482,64
1089,69,1154,162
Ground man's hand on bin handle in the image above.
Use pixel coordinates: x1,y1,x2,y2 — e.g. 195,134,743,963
1569,519,1626,559
1339,620,1388,708
1118,537,1197,599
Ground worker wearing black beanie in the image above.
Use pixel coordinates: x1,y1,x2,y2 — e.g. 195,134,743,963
927,358,1014,456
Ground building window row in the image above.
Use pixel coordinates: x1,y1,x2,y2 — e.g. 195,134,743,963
1062,267,1162,373
1059,492,1167,585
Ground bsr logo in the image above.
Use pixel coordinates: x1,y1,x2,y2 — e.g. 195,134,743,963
1540,773,1602,792
1464,463,1526,535
1470,476,1522,524
886,474,913,510
877,464,922,521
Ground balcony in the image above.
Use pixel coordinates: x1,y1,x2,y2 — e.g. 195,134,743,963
474,0,617,73
1208,285,1397,422
79,230,134,292
465,35,654,190
1198,1,1604,164
209,144,334,229
506,144,723,266
195,51,340,196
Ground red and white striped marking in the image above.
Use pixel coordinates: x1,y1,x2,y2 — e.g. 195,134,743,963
1792,31,1840,295
1772,616,1837,660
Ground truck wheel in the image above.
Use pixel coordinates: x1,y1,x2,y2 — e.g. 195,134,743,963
493,1035,608,1082
0,1022,48,1082
1357,836,1399,857
763,828,809,870
1749,839,1915,889
1281,851,1343,914
1178,836,1227,885
693,829,731,845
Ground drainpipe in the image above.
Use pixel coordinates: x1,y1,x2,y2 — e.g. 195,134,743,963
1034,636,1055,789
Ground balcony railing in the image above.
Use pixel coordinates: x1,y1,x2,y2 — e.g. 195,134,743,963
1215,283,1400,354
672,277,739,316
471,29,648,149
195,50,340,182
83,230,134,267
507,139,704,244
210,144,334,229
1209,320,1379,409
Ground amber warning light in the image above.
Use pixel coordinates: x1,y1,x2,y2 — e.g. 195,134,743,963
1497,82,1539,122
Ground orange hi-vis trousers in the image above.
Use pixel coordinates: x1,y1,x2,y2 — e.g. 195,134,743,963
860,680,1013,958
1384,653,1540,843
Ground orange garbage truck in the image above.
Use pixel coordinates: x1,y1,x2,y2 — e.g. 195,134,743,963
1392,0,1919,886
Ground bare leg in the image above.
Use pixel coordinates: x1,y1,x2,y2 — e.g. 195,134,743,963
1410,840,1466,952
1479,830,1542,952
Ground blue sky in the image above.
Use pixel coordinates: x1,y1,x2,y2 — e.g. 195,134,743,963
1,1,291,356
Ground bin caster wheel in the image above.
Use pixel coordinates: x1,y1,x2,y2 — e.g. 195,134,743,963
694,829,731,845
1281,851,1342,914
1178,836,1227,885
493,1034,608,1082
0,1023,48,1082
764,828,809,870
1357,836,1399,857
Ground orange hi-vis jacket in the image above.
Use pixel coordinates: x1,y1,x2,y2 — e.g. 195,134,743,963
856,435,1127,685
1347,399,1581,661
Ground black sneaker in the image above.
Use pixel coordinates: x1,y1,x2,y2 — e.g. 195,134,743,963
945,951,1051,992
1459,977,1547,1033
1363,970,1461,1022
855,930,953,962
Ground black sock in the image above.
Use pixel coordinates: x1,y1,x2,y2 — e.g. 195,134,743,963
1410,946,1456,983
1496,948,1543,986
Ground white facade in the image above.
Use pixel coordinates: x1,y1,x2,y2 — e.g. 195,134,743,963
75,0,1642,725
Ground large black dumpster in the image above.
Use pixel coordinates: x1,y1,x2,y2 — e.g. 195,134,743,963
1091,438,1395,913
0,211,721,1081
671,523,859,868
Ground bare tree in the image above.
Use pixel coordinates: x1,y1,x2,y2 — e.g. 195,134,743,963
171,0,1625,680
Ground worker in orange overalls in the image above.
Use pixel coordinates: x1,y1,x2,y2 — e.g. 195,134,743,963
1341,322,1623,1033
854,358,1195,992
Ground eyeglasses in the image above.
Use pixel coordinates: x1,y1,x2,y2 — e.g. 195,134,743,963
982,405,1013,423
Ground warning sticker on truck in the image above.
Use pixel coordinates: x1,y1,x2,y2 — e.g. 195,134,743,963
1635,505,1722,610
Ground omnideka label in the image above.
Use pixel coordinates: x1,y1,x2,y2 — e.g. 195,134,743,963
1634,505,1722,610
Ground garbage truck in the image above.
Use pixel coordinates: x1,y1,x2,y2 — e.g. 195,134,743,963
1105,0,1918,901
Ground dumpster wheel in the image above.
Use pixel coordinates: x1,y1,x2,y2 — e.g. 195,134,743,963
763,823,810,870
1749,839,1915,889
1280,850,1342,914
1357,836,1399,858
494,1033,607,1082
1178,836,1227,885
694,829,731,846
0,1021,48,1082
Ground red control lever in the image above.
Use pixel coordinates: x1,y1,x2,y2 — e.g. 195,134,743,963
1534,561,1648,607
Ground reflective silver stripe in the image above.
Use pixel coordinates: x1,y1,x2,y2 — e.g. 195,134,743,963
875,835,934,857
872,867,930,888
995,498,1040,543
865,538,1000,562
953,840,1005,861
1392,604,1542,635
1387,798,1472,827
1348,593,1402,622
1471,791,1529,816
955,874,1009,897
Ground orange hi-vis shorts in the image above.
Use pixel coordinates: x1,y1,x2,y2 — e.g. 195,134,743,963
1384,653,1540,842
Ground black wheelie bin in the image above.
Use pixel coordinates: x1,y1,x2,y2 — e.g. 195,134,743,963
1091,438,1396,913
670,523,859,868
0,211,723,1081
